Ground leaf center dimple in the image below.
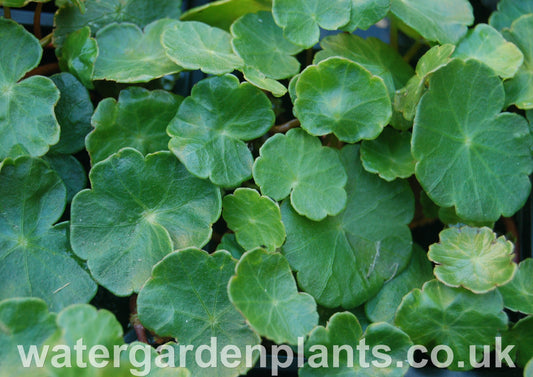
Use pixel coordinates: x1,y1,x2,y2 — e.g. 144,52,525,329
143,210,157,224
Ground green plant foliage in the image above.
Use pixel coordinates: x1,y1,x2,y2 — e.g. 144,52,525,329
228,248,318,345
252,128,347,221
271,0,351,48
395,280,508,370
390,0,474,44
294,57,391,143
365,245,433,323
412,58,533,222
138,248,260,377
499,258,533,315
87,87,181,164
162,21,244,75
343,0,390,31
241,66,288,97
56,27,97,88
489,0,533,30
360,128,415,181
526,358,533,377
167,74,274,187
299,312,412,376
70,148,221,296
503,316,533,367
216,233,246,259
0,157,96,311
281,145,414,308
0,0,50,6
0,18,60,160
43,154,87,202
222,188,285,252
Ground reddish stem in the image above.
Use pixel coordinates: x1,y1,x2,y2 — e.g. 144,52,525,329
503,216,520,263
3,7,11,19
271,118,300,134
33,3,43,39
130,294,149,344
23,62,60,78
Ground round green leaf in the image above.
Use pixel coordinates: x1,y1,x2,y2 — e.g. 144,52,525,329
499,258,533,315
231,11,302,80
167,74,274,188
489,0,533,31
526,357,533,377
360,128,415,181
252,128,347,221
43,154,87,202
216,233,246,259
272,0,351,48
162,21,244,75
395,280,508,370
94,19,183,83
49,73,93,155
343,0,390,32
57,26,97,89
428,226,517,293
300,312,412,377
0,18,60,160
281,145,414,308
54,0,182,47
453,24,523,79
412,58,533,222
0,157,96,311
228,248,318,345
70,148,222,296
87,87,181,164
294,57,391,143
222,188,285,252
365,244,433,323
390,0,474,44
138,248,260,377
503,316,533,367
242,66,288,97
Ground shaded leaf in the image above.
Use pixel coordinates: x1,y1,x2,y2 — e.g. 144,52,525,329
503,316,533,368
216,233,246,259
57,27,97,89
489,0,533,31
43,154,87,202
499,258,533,315
343,0,390,32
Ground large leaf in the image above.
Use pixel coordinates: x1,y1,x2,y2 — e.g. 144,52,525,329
412,58,533,222
57,27,98,89
228,248,318,345
299,312,412,377
343,0,390,32
428,226,517,293
252,128,347,221
294,57,391,143
390,0,474,44
222,188,285,252
489,0,533,30
499,258,533,315
395,280,508,370
281,145,414,308
0,18,60,160
365,244,433,323
162,21,244,75
167,74,274,188
0,157,96,311
87,87,181,164
94,19,183,83
138,248,260,377
70,148,221,296
54,0,182,46
271,0,351,48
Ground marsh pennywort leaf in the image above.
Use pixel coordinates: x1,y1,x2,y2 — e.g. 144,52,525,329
489,0,533,31
222,188,285,252
0,0,49,6
412,58,533,222
216,233,246,259
0,157,96,311
502,316,533,367
138,248,260,377
300,312,412,377
87,87,182,164
162,21,244,75
271,0,351,48
428,226,517,294
252,128,347,221
281,145,414,308
49,73,93,155
395,280,508,370
499,258,533,315
390,0,473,44
365,245,433,323
360,128,415,182
94,20,183,83
43,154,87,202
54,0,182,46
437,206,495,228
242,67,288,97
167,74,274,188
228,248,318,345
56,27,97,89
0,18,60,160
231,11,302,80
181,0,272,31
70,148,221,296
342,0,390,32
294,57,391,143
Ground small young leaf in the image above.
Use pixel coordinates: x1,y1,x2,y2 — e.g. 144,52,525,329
294,57,391,143
242,66,288,97
343,0,390,32
222,188,286,252
217,233,246,259
228,248,318,345
167,74,274,188
252,128,347,221
499,258,533,315
428,226,517,293
489,0,533,30
57,27,98,89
